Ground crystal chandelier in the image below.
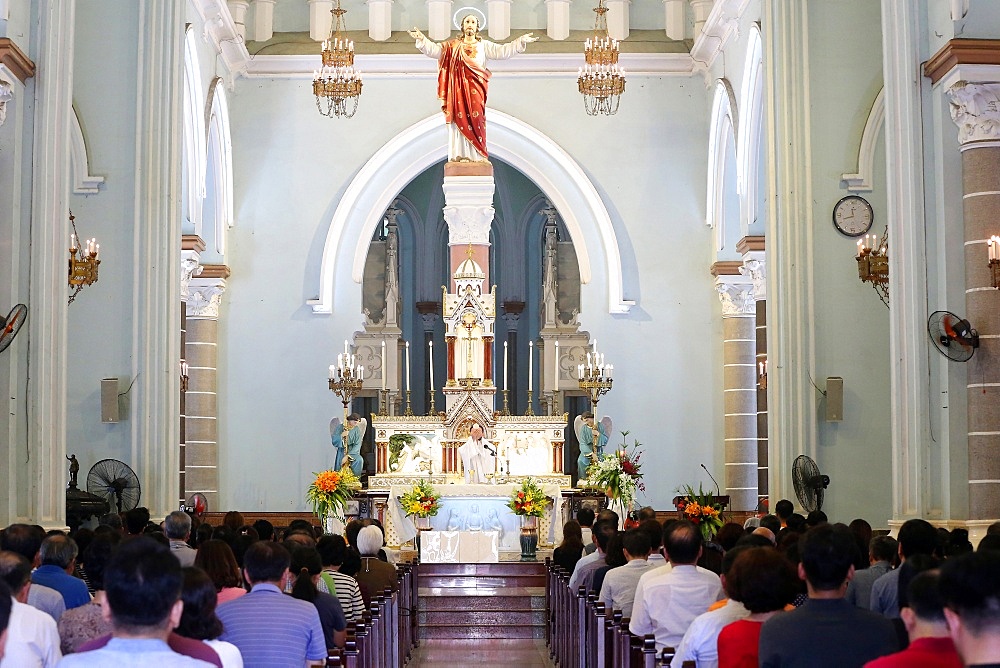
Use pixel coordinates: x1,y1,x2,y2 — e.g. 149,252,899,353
856,227,889,307
312,1,362,118
578,0,626,116
67,210,100,305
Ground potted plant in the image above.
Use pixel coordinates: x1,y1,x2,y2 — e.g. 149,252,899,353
306,468,362,535
506,478,548,560
398,479,441,530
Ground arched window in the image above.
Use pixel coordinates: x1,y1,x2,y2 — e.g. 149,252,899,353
737,24,764,236
204,78,234,256
183,27,206,235
706,78,739,253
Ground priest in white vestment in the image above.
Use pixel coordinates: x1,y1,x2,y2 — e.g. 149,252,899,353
459,424,496,483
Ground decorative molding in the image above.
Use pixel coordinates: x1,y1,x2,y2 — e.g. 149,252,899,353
946,81,1000,145
190,0,252,86
187,278,228,319
715,276,756,318
183,234,207,252
180,251,204,302
0,38,36,83
841,87,884,192
0,77,10,126
710,260,743,277
310,110,635,316
70,107,105,194
735,235,764,254
200,263,232,279
690,0,752,71
924,38,1000,86
442,177,496,246
740,257,766,302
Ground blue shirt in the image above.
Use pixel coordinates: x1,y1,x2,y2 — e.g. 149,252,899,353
57,637,214,667
217,583,326,666
32,565,91,610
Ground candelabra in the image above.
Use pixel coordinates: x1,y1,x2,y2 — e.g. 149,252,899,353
577,349,614,415
328,349,364,420
578,0,626,116
757,360,767,391
180,359,190,393
378,389,390,416
989,235,1000,289
67,210,100,305
525,389,535,416
855,227,889,308
313,2,362,118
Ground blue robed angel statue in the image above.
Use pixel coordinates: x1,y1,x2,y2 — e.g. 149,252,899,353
575,411,612,481
331,413,366,477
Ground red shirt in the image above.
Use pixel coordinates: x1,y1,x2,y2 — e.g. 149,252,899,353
863,636,962,668
717,619,763,668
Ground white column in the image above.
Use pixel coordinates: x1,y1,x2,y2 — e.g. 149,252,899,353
132,0,184,522
309,0,334,41
427,0,453,41
251,0,275,42
367,0,393,41
546,0,571,41
227,1,249,41
606,0,630,41
762,0,817,506
486,0,511,41
27,0,75,529
881,0,933,523
663,0,685,40
691,0,714,36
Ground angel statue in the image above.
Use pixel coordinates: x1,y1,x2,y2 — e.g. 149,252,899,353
331,413,367,477
575,411,611,481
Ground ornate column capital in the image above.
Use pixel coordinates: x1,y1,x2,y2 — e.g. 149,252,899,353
946,81,1000,145
180,251,204,302
186,278,228,319
715,276,756,317
442,176,496,245
0,77,11,127
740,257,767,302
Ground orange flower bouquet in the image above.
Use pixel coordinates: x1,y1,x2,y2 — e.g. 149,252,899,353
506,478,548,517
307,468,361,523
675,483,725,540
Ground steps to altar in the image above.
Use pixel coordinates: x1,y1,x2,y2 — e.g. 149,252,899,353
416,562,547,640
406,639,555,668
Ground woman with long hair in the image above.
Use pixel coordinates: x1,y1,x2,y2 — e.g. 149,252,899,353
176,567,243,667
553,520,585,575
288,546,347,649
194,539,246,604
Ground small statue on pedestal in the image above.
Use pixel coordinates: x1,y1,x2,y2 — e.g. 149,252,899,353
66,454,80,489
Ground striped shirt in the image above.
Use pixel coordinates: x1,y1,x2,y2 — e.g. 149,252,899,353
217,583,326,666
317,569,366,621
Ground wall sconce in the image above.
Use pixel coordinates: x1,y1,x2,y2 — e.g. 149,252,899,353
856,228,888,308
989,235,1000,289
180,359,190,393
757,359,768,390
67,210,100,305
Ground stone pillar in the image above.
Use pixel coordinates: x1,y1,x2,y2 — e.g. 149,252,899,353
308,0,334,41
485,0,511,41
663,0,686,40
945,80,1000,531
713,263,758,513
739,238,767,506
443,162,495,286
367,0,392,42
227,1,249,41
27,0,73,529
545,0,571,41
426,0,453,41
184,268,229,512
605,0,629,41
180,236,205,507
691,0,714,36
251,0,276,42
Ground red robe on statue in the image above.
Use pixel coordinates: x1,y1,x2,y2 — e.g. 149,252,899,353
437,39,491,159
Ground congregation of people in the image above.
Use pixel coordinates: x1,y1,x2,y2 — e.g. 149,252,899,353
0,508,398,667
553,500,1000,667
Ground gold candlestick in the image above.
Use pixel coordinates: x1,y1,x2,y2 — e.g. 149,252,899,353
378,389,390,416
404,390,413,416
525,389,535,416
502,389,510,415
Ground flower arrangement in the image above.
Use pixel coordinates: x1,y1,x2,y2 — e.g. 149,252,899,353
675,483,725,540
399,479,441,518
583,431,645,508
306,468,362,522
506,478,548,517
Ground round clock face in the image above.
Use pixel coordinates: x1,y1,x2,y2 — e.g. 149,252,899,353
832,195,874,237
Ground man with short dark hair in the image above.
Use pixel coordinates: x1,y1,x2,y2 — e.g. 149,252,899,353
637,518,666,567
939,550,1000,666
598,529,656,618
847,535,897,610
32,535,90,609
871,518,938,618
568,519,616,592
163,512,196,567
760,514,781,535
577,507,595,551
629,521,723,650
217,541,326,666
758,524,897,667
864,570,961,668
0,551,61,666
59,537,212,666
774,499,794,528
0,524,65,621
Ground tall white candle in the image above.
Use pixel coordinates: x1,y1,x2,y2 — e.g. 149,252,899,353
528,340,534,392
504,341,509,390
428,340,435,394
345,340,349,356
553,341,560,392
593,339,597,354
405,341,411,392
381,341,386,391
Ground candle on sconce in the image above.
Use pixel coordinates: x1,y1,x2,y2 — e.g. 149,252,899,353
428,340,435,395
553,341,560,392
504,341,509,390
344,340,349,356
405,341,411,392
381,340,386,391
528,340,533,392
329,364,336,379
358,365,364,381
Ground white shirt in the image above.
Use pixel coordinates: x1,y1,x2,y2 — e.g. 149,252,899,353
568,549,603,591
204,639,244,668
628,561,673,628
598,559,659,618
1,597,62,668
629,564,723,650
672,599,750,668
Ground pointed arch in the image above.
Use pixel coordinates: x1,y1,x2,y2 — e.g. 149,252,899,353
309,111,634,315
70,106,104,194
706,78,739,252
737,23,764,234
205,77,234,256
183,27,207,235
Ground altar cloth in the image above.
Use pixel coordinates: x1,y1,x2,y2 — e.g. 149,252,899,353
419,530,499,563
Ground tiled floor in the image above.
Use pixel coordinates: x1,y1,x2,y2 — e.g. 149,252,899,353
406,638,556,667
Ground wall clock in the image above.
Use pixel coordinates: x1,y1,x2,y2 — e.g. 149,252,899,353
832,195,874,237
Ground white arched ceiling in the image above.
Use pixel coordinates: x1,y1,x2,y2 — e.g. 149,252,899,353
308,110,634,315
70,106,104,195
841,87,884,192
737,23,764,235
706,78,738,251
183,27,206,235
205,77,234,256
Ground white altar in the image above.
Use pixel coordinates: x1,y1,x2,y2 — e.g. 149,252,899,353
385,482,563,551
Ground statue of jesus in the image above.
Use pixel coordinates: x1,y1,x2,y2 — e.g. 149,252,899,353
409,15,537,162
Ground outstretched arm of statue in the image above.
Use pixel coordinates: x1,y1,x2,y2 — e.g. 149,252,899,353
408,27,426,41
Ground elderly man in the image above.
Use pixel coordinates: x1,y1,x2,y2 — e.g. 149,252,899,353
164,512,196,567
0,551,61,667
217,541,326,666
459,424,496,483
31,535,89,610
